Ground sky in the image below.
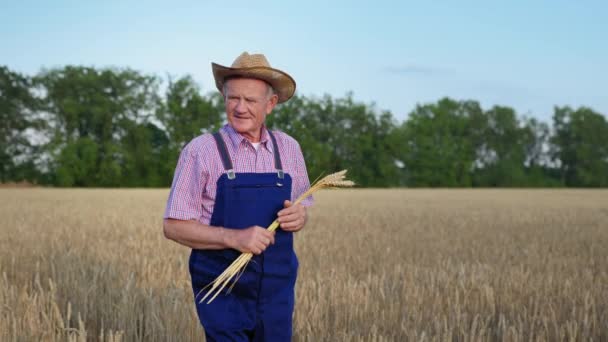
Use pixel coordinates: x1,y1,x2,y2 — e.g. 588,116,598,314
1,0,606,122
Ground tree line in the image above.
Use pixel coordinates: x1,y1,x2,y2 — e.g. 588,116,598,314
2,65,607,187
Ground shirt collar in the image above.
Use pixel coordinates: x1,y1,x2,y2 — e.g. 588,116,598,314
222,124,273,153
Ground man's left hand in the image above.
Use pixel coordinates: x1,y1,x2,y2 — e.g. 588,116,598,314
277,200,307,232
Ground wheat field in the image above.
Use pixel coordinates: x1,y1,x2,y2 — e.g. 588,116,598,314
1,188,607,341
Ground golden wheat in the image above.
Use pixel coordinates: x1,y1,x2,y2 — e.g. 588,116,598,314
1,188,607,341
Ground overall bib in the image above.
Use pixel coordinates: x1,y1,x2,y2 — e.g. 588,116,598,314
189,131,298,341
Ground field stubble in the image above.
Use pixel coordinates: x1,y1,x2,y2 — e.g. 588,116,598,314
0,189,607,341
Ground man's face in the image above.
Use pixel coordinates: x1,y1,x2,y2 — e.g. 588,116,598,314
224,78,278,142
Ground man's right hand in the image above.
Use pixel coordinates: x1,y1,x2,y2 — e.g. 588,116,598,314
225,226,275,255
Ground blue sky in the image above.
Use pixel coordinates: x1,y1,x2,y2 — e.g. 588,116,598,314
1,0,606,121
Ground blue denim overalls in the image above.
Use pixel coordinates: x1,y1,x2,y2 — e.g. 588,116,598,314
189,131,298,341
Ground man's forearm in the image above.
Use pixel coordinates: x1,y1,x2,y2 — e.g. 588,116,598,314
163,219,233,250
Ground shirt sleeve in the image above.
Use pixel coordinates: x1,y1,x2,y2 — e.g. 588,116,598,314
291,142,314,207
164,143,207,220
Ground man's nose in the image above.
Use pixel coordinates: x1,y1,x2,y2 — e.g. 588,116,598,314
235,98,247,112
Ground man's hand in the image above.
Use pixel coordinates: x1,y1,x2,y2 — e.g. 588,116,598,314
226,226,275,255
277,200,307,232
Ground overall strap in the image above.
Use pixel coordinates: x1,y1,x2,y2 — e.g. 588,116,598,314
267,130,284,179
212,132,235,180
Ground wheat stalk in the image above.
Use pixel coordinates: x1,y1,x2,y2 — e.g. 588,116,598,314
198,169,355,304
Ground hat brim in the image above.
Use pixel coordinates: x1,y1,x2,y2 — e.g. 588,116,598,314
212,63,296,103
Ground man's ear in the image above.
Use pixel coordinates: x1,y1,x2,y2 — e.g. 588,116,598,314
266,94,279,114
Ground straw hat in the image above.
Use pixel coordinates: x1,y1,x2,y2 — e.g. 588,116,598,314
212,52,296,103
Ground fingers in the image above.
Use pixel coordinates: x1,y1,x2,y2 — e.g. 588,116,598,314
277,200,295,217
280,217,305,231
256,226,275,245
277,203,307,232
257,235,273,247
279,214,305,231
253,241,266,255
267,231,275,245
250,226,275,254
278,212,301,225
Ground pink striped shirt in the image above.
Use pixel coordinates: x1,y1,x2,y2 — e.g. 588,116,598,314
164,124,313,224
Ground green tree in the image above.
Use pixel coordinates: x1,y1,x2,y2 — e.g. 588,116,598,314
121,122,171,187
6,63,608,188
55,137,98,186
37,66,160,186
473,106,529,186
551,106,608,187
157,76,223,150
0,66,40,183
396,98,482,187
519,117,562,187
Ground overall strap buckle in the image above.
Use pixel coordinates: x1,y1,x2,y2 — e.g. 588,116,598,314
267,130,284,179
212,132,236,180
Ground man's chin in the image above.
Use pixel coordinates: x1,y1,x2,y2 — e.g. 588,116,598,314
230,118,249,127
231,123,250,133
230,122,256,135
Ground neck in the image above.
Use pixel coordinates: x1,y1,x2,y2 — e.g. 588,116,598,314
242,127,263,143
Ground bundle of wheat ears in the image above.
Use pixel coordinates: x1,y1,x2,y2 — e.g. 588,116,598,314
198,169,355,304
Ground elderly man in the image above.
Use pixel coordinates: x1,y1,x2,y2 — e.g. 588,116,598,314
163,52,312,341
